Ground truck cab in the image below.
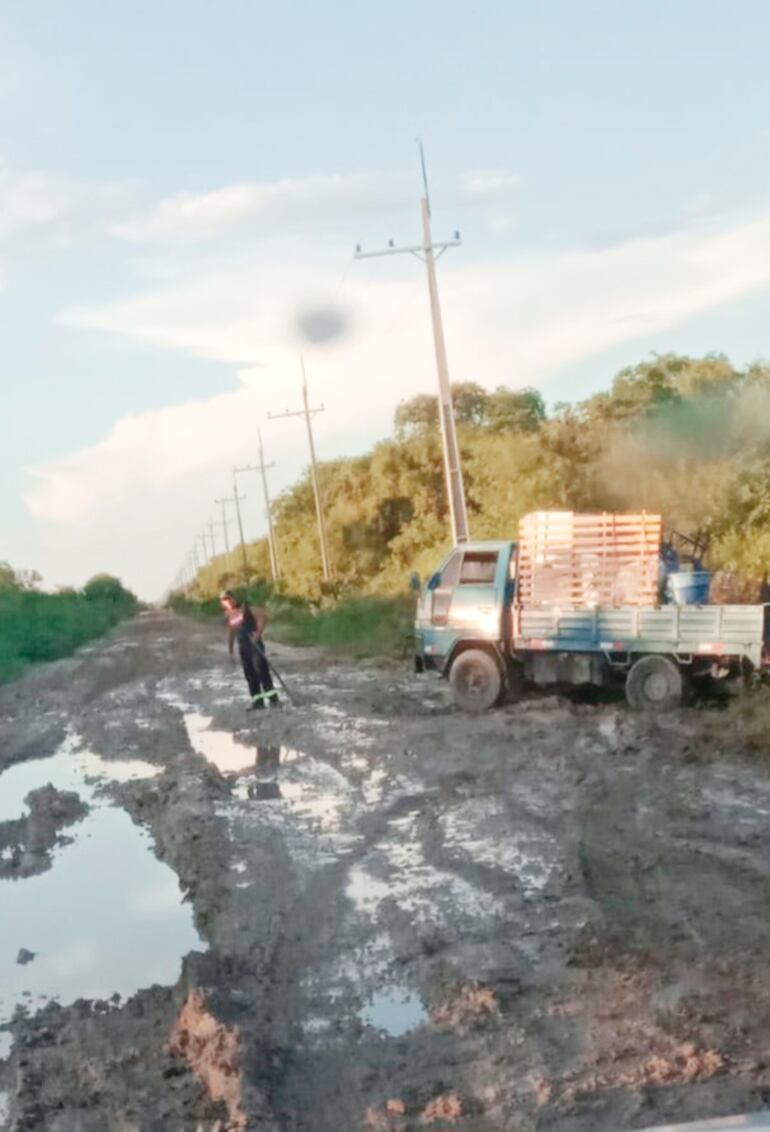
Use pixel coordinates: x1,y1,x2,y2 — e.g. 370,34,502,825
414,540,516,676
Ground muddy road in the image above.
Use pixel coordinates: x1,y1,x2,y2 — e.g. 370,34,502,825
2,611,770,1130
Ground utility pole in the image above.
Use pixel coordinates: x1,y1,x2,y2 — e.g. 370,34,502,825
207,519,218,559
213,496,231,556
234,429,280,584
354,144,469,546
199,531,210,567
230,469,250,581
268,359,332,582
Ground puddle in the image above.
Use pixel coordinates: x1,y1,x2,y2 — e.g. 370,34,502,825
0,734,202,1052
181,714,304,777
234,756,353,832
0,739,160,824
359,986,426,1037
182,713,258,774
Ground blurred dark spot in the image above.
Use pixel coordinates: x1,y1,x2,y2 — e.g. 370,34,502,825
295,305,348,344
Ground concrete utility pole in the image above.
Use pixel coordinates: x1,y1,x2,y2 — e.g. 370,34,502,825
230,469,251,581
207,519,218,559
268,360,332,581
234,429,279,584
354,143,469,546
199,532,210,567
213,496,232,556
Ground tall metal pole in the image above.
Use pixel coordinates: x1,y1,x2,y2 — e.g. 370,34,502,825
199,532,210,567
354,146,470,545
231,470,250,581
419,197,469,545
268,362,332,582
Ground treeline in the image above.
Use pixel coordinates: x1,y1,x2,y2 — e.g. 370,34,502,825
186,353,770,601
0,569,138,682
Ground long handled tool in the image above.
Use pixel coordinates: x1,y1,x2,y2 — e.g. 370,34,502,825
251,638,298,706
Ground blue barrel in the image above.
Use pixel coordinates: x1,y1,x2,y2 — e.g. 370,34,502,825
667,571,711,605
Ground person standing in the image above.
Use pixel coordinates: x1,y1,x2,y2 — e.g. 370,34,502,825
219,591,278,710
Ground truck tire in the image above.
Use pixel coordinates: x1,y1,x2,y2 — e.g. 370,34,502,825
450,649,502,713
625,655,683,712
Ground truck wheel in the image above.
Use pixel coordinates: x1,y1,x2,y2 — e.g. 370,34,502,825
450,649,502,713
625,655,683,712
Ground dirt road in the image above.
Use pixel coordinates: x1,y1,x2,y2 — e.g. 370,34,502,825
2,611,770,1131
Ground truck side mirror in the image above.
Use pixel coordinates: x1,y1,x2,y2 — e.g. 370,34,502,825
426,572,441,591
409,572,421,592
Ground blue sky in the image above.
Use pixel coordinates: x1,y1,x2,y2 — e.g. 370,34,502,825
3,0,770,597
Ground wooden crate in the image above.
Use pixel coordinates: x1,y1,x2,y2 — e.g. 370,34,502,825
517,511,662,608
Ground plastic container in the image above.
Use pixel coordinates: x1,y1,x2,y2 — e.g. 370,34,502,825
667,571,711,605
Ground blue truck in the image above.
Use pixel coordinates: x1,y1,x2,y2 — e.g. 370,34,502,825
413,538,769,712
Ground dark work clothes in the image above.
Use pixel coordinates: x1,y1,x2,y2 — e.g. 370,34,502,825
239,636,275,700
226,602,276,704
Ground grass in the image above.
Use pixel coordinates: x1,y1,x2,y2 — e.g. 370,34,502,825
0,589,138,684
169,589,416,659
704,684,770,756
270,595,415,657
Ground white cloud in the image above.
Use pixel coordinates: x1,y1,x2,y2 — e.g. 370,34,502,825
110,173,414,243
31,204,770,538
461,170,523,198
109,168,524,244
0,161,134,259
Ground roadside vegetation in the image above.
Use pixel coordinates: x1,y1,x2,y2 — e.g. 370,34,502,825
0,568,139,683
179,353,770,615
169,587,413,658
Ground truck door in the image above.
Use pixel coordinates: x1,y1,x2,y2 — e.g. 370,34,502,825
451,550,502,636
430,550,463,626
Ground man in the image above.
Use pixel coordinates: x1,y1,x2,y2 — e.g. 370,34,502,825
219,591,279,710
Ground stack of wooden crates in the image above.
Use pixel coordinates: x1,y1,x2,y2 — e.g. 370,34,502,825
517,511,662,608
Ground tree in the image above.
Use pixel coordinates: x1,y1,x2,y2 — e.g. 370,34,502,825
83,574,136,605
0,562,17,590
486,387,546,433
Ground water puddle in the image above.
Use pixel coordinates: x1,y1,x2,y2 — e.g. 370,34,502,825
182,712,258,774
234,756,352,832
180,715,305,777
359,986,427,1037
0,734,202,1055
0,740,160,824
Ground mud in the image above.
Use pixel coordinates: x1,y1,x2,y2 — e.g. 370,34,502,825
2,611,770,1129
0,785,88,880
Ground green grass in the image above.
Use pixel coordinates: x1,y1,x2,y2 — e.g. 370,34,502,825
169,589,415,658
270,595,415,657
0,589,138,684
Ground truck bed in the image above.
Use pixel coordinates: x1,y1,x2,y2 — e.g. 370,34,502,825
513,604,766,666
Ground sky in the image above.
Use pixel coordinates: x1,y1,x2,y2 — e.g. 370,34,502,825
4,0,770,598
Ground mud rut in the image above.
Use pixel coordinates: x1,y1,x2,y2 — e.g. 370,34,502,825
2,611,770,1131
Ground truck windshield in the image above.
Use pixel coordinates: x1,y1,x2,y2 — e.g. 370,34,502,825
459,551,498,584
